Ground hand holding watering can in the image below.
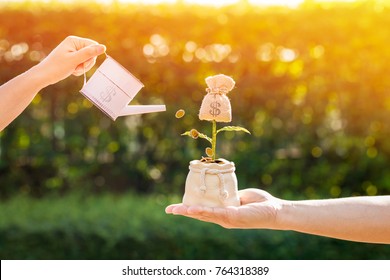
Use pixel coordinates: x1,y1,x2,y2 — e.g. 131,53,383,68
80,54,166,120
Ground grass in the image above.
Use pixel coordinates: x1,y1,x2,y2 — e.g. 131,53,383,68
0,192,389,259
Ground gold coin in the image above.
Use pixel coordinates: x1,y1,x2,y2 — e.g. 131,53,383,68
190,129,199,139
205,147,213,157
175,109,185,118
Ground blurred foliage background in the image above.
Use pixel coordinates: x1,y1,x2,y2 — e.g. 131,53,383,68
0,0,390,259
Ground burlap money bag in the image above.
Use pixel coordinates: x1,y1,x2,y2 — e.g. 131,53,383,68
199,74,235,123
182,158,240,207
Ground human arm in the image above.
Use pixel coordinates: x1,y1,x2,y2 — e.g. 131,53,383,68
165,188,390,244
0,35,106,131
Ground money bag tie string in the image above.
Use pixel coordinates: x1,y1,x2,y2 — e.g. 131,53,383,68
189,166,235,201
206,87,229,95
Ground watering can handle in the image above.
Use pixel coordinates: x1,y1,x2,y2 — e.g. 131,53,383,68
82,52,109,86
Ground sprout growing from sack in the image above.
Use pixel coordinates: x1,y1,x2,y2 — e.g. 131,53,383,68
179,74,250,162
176,74,251,207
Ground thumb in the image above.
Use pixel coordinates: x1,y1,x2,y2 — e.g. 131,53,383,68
74,44,106,63
239,189,271,205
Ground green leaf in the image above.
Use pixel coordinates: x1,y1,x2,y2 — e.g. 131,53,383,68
198,133,213,144
216,126,251,135
181,131,213,144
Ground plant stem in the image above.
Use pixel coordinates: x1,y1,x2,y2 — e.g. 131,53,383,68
212,120,217,161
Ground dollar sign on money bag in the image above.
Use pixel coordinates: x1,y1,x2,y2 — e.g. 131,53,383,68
209,100,221,117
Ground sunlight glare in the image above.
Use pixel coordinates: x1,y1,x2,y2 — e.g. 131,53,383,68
2,0,361,6
185,0,238,6
249,0,304,7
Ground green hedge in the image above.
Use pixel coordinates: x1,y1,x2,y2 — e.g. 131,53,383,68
1,2,390,199
0,193,389,259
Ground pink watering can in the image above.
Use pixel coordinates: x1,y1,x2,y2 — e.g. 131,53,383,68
80,55,166,120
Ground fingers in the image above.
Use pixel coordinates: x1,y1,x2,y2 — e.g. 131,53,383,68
165,204,204,216
76,43,106,62
165,203,210,216
72,57,96,76
166,204,212,222
165,203,234,227
165,203,183,214
72,44,106,75
65,35,100,51
67,36,106,76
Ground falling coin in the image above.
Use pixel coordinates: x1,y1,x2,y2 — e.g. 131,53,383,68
205,147,213,157
175,109,185,118
190,129,199,139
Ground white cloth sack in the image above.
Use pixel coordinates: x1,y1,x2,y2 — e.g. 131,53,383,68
182,158,240,207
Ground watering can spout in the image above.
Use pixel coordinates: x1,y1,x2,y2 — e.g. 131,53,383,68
118,105,166,116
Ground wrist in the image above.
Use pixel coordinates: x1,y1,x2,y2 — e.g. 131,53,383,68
274,199,297,231
26,63,53,90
